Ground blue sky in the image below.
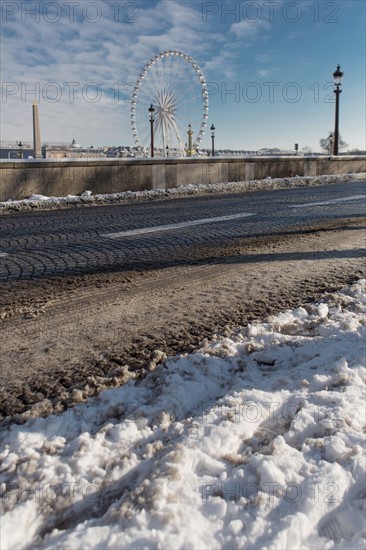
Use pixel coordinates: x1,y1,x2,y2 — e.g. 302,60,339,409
1,0,365,151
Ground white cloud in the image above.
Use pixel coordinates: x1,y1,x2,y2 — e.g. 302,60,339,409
257,69,272,77
230,19,270,40
256,67,279,78
255,53,271,64
1,1,230,145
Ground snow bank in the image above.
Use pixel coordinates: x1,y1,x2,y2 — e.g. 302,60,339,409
0,280,365,549
1,173,365,212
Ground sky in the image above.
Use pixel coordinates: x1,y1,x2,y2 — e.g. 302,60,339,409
1,0,365,152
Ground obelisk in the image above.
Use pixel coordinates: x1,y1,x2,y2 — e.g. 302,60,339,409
32,98,42,158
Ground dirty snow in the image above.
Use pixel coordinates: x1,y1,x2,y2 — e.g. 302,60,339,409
1,173,365,212
1,280,365,549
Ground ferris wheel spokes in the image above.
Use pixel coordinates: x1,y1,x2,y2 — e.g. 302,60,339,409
131,50,208,157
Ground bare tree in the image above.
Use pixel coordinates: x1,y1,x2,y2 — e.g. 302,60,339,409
320,132,348,154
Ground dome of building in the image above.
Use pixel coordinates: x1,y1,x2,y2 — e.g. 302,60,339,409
71,138,81,148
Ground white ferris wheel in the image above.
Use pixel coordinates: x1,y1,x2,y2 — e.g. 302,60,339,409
131,50,209,157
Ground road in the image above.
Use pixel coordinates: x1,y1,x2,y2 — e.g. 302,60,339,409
0,180,365,281
0,181,365,421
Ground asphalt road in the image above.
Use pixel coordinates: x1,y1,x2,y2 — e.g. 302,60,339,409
1,180,365,420
0,180,365,281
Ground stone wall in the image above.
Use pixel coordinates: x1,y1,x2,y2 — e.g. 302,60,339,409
0,156,365,202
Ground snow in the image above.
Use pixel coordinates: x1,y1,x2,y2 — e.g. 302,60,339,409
1,280,365,549
1,172,365,211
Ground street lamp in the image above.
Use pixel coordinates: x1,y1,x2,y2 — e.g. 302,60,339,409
187,124,193,157
332,64,343,155
148,103,155,157
17,141,24,159
210,124,215,157
328,132,334,155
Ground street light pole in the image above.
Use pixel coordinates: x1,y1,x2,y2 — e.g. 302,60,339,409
17,141,24,159
328,132,334,155
187,124,193,157
148,104,155,157
210,124,215,157
332,64,343,156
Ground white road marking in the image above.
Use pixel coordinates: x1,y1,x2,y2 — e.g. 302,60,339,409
103,212,255,238
290,195,365,208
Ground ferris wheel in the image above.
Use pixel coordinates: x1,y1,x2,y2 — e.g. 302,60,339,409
131,50,209,157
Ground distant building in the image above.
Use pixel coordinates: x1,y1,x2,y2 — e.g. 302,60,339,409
0,144,34,160
43,139,106,158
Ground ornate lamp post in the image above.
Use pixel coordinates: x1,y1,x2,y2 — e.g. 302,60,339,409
332,64,343,155
210,124,215,157
328,132,334,155
148,104,155,157
17,141,24,159
187,124,193,157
